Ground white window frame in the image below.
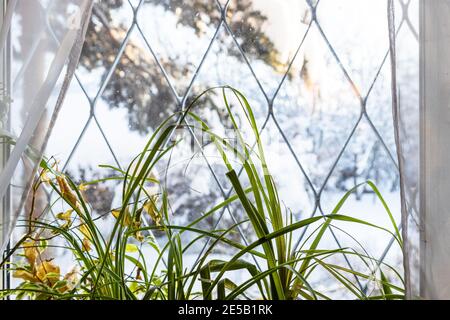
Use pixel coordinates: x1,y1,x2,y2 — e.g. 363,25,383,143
420,0,450,299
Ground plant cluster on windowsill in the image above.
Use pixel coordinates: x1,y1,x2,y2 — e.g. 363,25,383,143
0,87,404,300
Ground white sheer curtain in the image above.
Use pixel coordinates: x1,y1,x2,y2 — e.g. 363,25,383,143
0,0,426,299
388,0,420,299
0,0,93,254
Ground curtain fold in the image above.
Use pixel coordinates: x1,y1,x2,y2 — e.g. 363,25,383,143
0,0,93,254
388,0,421,299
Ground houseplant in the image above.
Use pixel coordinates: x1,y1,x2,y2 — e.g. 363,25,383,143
0,87,404,300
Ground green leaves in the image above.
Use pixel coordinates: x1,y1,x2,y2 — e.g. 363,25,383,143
1,86,404,301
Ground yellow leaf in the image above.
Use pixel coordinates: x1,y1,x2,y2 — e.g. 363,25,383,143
56,209,73,222
143,197,161,226
79,224,92,241
23,241,38,267
129,281,139,293
13,269,38,282
111,208,132,226
125,244,139,253
40,170,51,183
136,231,145,242
57,175,78,207
111,209,120,219
36,260,60,286
82,238,92,252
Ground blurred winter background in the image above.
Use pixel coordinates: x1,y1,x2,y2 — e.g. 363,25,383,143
10,0,419,297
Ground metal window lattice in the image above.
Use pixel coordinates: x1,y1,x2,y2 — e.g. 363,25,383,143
43,0,418,294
